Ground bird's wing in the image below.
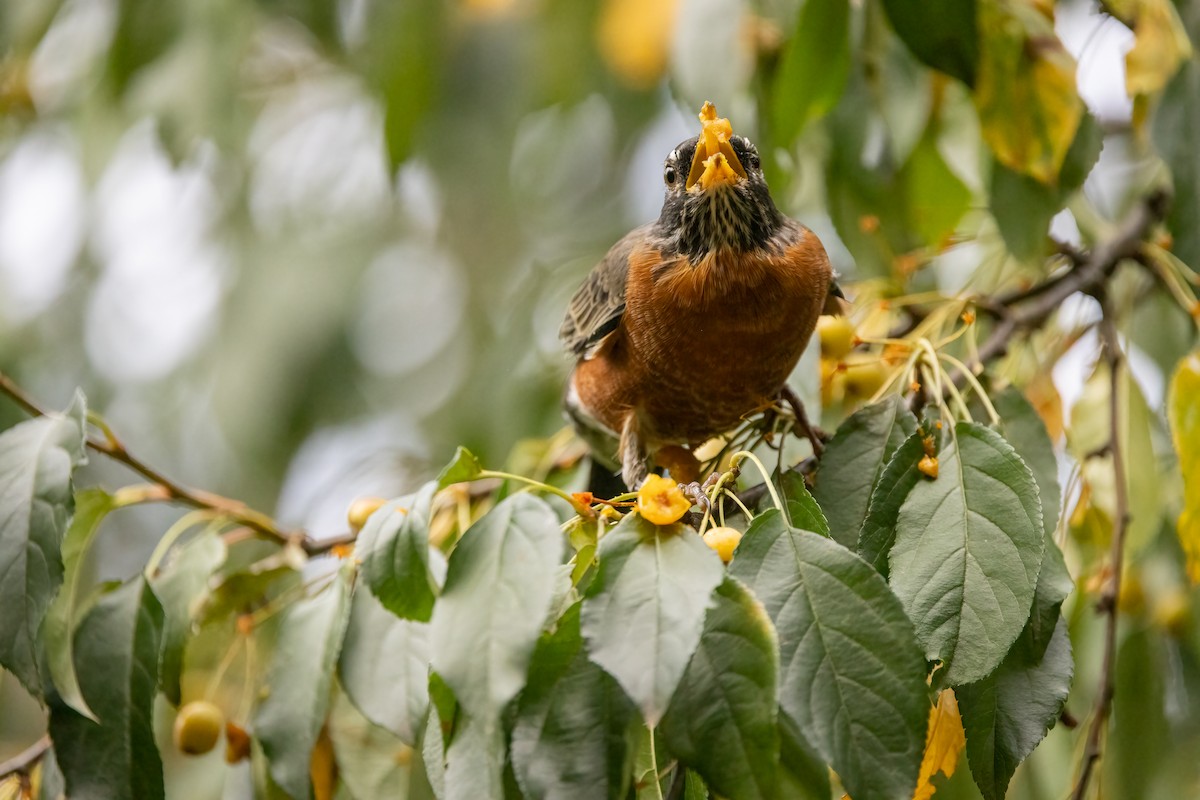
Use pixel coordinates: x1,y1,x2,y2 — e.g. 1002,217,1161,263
559,225,652,359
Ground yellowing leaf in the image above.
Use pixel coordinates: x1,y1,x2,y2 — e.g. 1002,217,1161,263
974,0,1083,184
1113,0,1193,98
597,0,679,89
913,689,966,800
1169,351,1200,584
1068,362,1161,554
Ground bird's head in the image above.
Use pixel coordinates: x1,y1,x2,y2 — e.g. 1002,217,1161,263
656,102,783,260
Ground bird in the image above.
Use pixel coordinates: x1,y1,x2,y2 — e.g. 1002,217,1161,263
560,102,842,492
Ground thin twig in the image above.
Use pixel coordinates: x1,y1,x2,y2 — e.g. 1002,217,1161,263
1070,306,1131,800
961,191,1169,380
0,735,50,779
0,372,346,556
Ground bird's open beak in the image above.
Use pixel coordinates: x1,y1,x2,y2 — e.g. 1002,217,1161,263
685,101,746,192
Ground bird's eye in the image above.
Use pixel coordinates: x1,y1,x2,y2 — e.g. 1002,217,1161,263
664,165,677,185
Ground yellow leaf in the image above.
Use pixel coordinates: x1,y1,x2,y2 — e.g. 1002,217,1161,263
1169,351,1200,585
974,0,1083,185
597,0,679,89
1112,0,1193,98
912,689,966,800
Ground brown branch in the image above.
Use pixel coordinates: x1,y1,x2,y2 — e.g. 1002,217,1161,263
0,372,348,556
963,191,1169,378
1070,307,1131,800
0,735,50,780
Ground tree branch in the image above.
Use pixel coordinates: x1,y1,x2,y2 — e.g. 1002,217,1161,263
0,372,350,556
963,191,1169,377
1070,306,1132,800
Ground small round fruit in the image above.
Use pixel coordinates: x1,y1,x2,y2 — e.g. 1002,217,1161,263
843,360,888,399
174,701,224,755
347,496,387,531
817,316,855,360
703,526,743,564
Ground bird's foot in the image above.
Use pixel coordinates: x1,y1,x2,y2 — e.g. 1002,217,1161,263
678,481,711,513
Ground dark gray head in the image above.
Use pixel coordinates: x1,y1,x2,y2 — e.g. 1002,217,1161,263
653,132,785,261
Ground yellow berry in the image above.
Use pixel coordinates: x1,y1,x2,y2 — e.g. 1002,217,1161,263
703,526,743,563
817,316,855,360
843,360,888,399
174,701,224,755
636,474,692,526
347,496,388,531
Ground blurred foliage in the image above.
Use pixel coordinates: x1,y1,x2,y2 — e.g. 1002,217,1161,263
1,0,1200,798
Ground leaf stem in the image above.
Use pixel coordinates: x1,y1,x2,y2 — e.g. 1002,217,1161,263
0,371,348,555
477,469,592,517
647,725,665,800
730,451,783,513
144,510,221,578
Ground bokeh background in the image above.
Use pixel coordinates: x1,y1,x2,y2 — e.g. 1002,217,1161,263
2,0,1199,797
0,0,1150,556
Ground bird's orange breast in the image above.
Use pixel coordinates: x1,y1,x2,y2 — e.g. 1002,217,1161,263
572,228,831,447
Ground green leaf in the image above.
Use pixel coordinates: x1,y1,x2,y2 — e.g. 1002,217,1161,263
890,422,1044,684
48,576,165,800
771,0,851,142
858,431,926,576
328,688,437,800
150,528,226,706
42,489,115,720
106,0,183,93
359,482,440,621
1026,531,1072,661
778,716,832,800
880,0,978,86
956,617,1073,800
988,387,1062,538
660,578,780,800
0,395,86,697
430,493,565,720
1154,61,1200,274
254,567,353,799
511,604,637,800
900,123,971,247
422,702,448,800
990,113,1102,261
581,514,724,726
812,394,918,548
354,0,443,168
339,581,431,746
778,471,829,535
443,713,505,800
728,509,928,800
438,446,483,488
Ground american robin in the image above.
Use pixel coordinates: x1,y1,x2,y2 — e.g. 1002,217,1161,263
561,102,842,491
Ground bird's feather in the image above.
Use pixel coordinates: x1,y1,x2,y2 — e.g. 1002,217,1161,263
559,225,652,358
